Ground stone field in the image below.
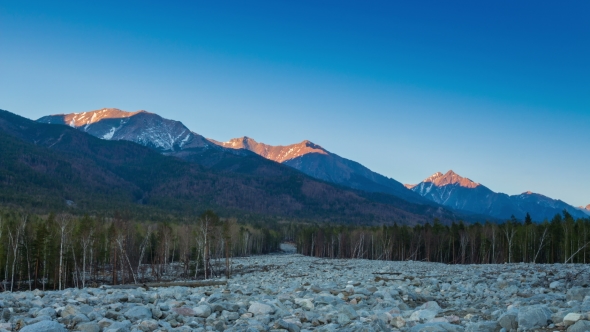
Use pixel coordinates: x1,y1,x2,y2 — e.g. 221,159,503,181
1,251,590,332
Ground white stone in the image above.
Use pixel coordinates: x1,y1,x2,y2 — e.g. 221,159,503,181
563,313,583,326
248,302,274,315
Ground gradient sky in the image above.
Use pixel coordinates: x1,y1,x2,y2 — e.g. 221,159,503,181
1,1,589,206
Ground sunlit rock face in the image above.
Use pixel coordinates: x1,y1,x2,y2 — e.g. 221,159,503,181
38,108,212,152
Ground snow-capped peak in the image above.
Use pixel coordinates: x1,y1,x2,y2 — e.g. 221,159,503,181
37,108,211,152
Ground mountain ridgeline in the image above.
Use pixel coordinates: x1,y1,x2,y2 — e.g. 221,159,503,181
406,170,586,221
1,109,460,224
34,108,586,223
210,136,426,204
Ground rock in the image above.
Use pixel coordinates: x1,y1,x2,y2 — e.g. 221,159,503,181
37,307,57,318
60,304,79,317
294,298,314,311
20,321,67,332
391,315,406,328
465,321,500,332
568,320,590,332
410,309,438,322
567,287,590,301
194,304,212,318
28,315,52,324
277,319,301,332
498,312,518,330
172,306,196,316
248,302,274,315
1,308,10,321
104,320,131,332
138,319,159,332
564,313,584,326
76,322,100,332
550,281,562,289
410,322,465,332
151,307,162,319
123,306,152,321
517,305,552,330
419,301,442,313
339,305,359,320
337,313,351,325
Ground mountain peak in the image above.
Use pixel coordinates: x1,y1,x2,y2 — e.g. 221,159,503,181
424,172,444,182
213,137,328,163
423,170,479,189
37,108,210,151
587,204,590,210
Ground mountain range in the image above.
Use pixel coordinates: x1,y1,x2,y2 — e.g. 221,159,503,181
210,136,425,204
406,170,586,221
2,108,459,224
39,109,425,204
36,108,587,223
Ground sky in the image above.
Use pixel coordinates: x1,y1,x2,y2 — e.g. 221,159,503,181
1,1,589,206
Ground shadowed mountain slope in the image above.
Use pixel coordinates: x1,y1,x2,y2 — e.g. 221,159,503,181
407,170,586,221
211,136,426,204
4,109,463,224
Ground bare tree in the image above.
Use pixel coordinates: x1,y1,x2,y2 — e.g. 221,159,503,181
7,214,27,291
57,214,71,290
136,225,152,282
532,226,549,263
115,232,137,284
503,223,516,263
80,227,95,288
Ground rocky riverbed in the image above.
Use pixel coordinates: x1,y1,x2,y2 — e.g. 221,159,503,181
1,252,590,332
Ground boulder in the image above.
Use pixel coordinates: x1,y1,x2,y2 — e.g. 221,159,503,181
76,322,100,332
294,298,314,311
498,312,518,330
59,304,79,317
194,304,212,318
339,306,359,320
568,320,590,332
410,309,438,322
567,287,590,302
465,321,500,332
123,306,152,321
20,321,66,332
409,322,465,332
517,305,552,330
138,319,159,332
564,313,584,327
248,302,274,315
172,307,196,317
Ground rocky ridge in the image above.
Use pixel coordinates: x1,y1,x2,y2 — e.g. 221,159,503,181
1,252,590,332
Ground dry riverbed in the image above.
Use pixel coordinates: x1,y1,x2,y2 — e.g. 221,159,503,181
1,251,590,332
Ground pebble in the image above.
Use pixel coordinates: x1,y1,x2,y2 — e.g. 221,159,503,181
1,253,589,331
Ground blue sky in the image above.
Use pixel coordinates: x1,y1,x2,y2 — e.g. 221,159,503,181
1,1,589,206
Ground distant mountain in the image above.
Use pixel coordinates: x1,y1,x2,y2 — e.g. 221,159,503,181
210,136,426,204
406,170,587,221
0,109,465,224
38,108,213,152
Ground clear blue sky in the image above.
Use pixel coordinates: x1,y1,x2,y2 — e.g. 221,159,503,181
1,1,589,206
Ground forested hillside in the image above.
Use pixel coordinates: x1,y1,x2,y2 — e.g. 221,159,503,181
0,109,463,224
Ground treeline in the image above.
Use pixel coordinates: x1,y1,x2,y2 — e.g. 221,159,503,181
292,211,590,264
0,210,281,292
